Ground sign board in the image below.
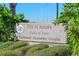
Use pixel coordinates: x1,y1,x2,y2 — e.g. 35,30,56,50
16,23,67,43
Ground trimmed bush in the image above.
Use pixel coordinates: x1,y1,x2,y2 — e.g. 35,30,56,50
6,41,28,50
0,49,15,56
0,42,3,45
0,41,14,49
14,44,48,56
14,49,23,56
32,45,70,56
26,44,49,56
14,45,33,56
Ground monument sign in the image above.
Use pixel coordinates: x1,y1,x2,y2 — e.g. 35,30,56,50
16,23,67,43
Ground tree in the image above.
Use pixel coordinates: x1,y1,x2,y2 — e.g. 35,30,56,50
22,19,29,23
0,4,24,42
9,3,29,23
55,3,79,55
9,3,17,15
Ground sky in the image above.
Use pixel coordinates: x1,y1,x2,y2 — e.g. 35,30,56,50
2,3,64,23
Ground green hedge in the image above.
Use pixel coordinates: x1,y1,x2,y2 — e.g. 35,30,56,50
26,44,49,56
0,49,15,56
0,41,14,49
31,45,70,56
6,41,28,50
14,45,33,56
14,44,48,56
0,42,3,45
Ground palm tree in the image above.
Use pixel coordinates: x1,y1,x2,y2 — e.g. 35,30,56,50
9,3,17,15
9,3,17,41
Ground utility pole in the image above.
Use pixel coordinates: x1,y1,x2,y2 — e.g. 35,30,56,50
56,3,59,19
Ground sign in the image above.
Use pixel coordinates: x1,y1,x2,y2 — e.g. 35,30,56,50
16,23,67,43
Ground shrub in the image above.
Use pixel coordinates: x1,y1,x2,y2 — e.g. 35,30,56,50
0,4,25,42
26,44,49,56
6,41,28,50
14,45,32,56
0,42,3,45
0,41,14,49
0,49,15,56
14,44,48,56
32,45,70,56
14,49,23,56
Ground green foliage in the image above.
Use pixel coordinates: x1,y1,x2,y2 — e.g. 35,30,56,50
54,3,79,55
14,49,23,56
0,49,15,56
6,41,28,50
0,42,3,45
14,44,48,56
0,43,69,56
0,4,24,42
14,45,32,56
0,41,14,49
26,44,49,56
32,45,70,56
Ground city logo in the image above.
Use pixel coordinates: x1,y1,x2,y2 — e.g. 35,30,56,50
16,25,24,33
